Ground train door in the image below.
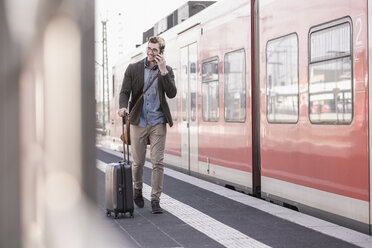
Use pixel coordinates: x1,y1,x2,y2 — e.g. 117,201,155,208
180,43,198,174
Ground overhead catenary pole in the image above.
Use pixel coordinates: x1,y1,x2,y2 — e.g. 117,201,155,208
102,20,109,134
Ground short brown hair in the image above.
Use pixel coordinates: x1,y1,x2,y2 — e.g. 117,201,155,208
148,36,165,53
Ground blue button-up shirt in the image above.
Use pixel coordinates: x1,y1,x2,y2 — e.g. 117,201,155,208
138,59,166,127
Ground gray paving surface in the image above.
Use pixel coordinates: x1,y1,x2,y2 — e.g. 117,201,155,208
97,168,224,248
97,148,359,248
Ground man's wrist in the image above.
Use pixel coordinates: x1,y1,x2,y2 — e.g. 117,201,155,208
161,70,168,76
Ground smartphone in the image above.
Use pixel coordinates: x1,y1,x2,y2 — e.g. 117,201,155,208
156,49,163,63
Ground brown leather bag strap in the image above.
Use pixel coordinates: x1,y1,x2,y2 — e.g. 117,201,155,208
129,71,160,117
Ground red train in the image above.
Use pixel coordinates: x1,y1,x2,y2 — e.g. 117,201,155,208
110,0,372,234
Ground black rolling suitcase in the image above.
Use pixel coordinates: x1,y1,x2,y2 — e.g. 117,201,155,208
105,116,134,218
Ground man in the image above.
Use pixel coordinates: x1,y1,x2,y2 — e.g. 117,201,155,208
118,36,177,214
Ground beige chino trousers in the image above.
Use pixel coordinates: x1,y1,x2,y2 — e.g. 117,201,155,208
130,123,166,202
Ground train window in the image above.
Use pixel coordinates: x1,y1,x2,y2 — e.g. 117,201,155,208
168,68,178,121
181,48,188,122
202,57,219,121
266,33,299,123
224,49,246,122
309,19,352,124
189,43,198,122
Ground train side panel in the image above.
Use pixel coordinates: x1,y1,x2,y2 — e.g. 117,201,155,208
197,1,253,190
109,0,371,234
259,0,369,233
162,36,182,164
159,0,254,191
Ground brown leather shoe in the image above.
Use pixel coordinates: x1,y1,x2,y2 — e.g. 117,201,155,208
151,200,163,214
134,189,144,208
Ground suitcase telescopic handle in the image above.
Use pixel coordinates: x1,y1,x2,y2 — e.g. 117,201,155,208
122,116,130,162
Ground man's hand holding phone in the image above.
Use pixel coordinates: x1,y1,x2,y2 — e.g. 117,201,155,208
155,53,167,74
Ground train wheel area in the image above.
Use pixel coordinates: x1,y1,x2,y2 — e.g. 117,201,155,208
96,146,372,248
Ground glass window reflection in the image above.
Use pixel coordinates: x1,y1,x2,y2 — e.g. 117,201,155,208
266,33,299,123
202,58,219,122
202,59,219,82
224,49,246,122
309,21,352,124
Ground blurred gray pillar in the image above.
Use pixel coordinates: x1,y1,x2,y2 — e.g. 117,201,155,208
0,0,22,247
0,0,97,247
80,1,97,201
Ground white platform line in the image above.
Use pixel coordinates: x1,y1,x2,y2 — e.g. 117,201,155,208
97,147,372,248
96,160,271,248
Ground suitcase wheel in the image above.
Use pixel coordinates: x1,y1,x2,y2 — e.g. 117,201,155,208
130,211,134,218
106,210,111,217
114,212,119,219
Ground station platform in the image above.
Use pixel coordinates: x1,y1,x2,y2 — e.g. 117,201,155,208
96,146,372,248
